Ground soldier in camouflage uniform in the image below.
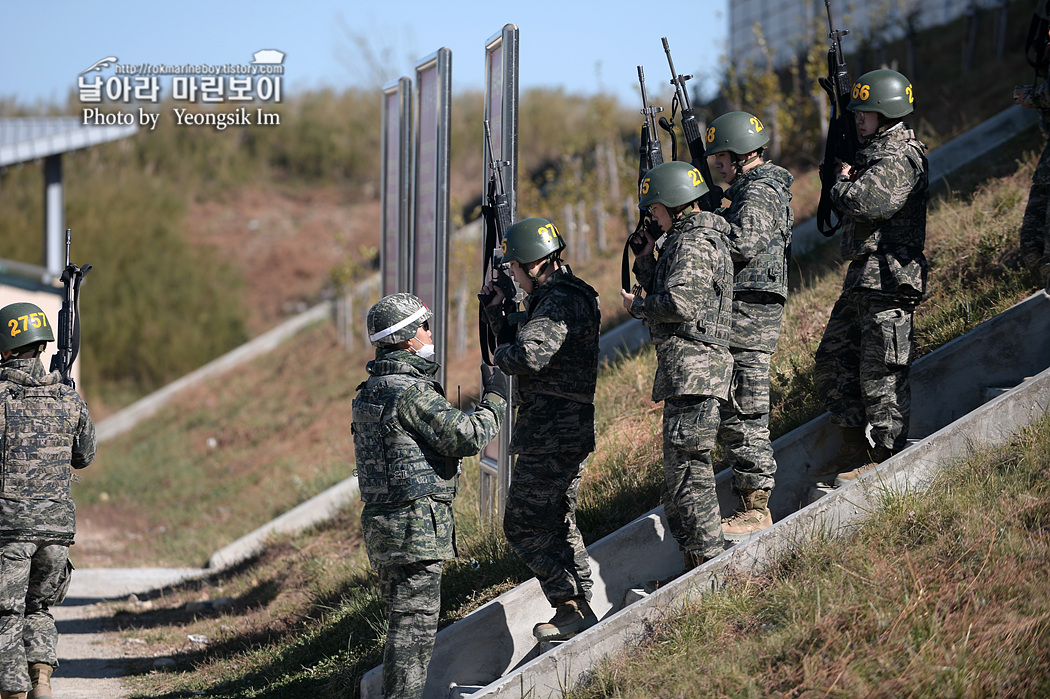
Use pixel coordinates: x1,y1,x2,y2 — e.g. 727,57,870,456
1013,0,1050,291
352,293,506,699
811,69,929,487
481,217,601,642
0,302,96,699
621,161,734,567
705,111,794,541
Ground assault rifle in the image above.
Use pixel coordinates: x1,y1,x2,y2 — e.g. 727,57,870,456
49,229,92,389
622,66,665,292
478,119,519,364
1025,1,1050,82
816,0,862,237
660,37,721,212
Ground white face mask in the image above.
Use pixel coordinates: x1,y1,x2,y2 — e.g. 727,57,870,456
413,342,436,362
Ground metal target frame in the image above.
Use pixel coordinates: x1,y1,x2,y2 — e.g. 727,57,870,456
479,23,519,521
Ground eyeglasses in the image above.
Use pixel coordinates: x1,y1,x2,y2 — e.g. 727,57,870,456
421,320,430,331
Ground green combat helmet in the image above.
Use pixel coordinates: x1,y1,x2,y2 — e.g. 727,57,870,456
638,160,709,210
501,217,566,265
366,293,432,347
705,111,770,156
847,69,914,119
0,302,54,353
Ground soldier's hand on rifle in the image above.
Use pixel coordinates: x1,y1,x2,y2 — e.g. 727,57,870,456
479,278,505,308
628,228,656,257
617,285,642,319
1014,85,1033,108
835,159,853,180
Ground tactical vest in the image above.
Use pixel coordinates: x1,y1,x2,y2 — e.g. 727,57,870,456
842,129,928,260
0,383,77,500
514,270,600,403
351,372,458,504
649,219,734,348
732,175,794,300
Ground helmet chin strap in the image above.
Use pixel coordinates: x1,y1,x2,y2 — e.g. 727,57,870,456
525,256,558,289
733,151,762,173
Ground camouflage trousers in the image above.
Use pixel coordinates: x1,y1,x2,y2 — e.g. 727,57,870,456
1020,144,1050,276
378,560,443,699
718,348,777,494
0,541,69,693
503,451,593,607
662,396,724,560
814,290,918,452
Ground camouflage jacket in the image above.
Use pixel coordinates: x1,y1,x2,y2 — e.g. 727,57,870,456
1022,77,1050,157
353,349,504,568
830,123,929,297
718,162,794,352
631,210,733,402
493,266,600,454
1019,77,1050,276
0,357,96,544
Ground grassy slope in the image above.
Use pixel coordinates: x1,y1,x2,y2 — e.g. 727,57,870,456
568,414,1050,699
96,131,1048,697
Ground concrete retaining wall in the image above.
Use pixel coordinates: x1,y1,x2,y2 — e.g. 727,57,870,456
474,361,1050,698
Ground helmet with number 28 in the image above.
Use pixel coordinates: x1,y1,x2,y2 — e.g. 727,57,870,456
0,302,54,353
847,69,914,119
638,160,709,210
704,111,770,157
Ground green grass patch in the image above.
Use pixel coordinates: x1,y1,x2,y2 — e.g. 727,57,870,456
567,415,1050,699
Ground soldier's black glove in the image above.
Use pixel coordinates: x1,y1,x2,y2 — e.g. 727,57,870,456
480,364,508,401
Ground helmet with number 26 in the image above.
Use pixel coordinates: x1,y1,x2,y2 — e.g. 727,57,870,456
0,302,54,353
847,69,914,119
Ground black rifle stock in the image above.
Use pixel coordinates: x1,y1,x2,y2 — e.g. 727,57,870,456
49,229,92,389
816,0,862,237
661,37,721,212
478,120,519,364
622,66,666,293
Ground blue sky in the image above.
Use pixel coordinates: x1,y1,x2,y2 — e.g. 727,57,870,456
2,0,729,110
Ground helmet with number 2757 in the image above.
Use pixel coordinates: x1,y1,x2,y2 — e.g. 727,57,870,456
0,302,54,353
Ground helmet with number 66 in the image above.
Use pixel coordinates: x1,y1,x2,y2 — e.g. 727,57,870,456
846,69,914,119
0,302,54,353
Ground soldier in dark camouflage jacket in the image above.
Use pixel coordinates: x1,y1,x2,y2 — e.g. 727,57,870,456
812,69,929,487
0,302,95,699
481,217,601,642
621,162,734,567
1013,1,1050,291
706,111,795,541
352,293,506,699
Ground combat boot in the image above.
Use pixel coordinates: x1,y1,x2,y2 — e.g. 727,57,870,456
1,692,28,699
808,426,869,480
27,663,52,699
722,489,773,541
834,444,896,487
533,598,598,641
